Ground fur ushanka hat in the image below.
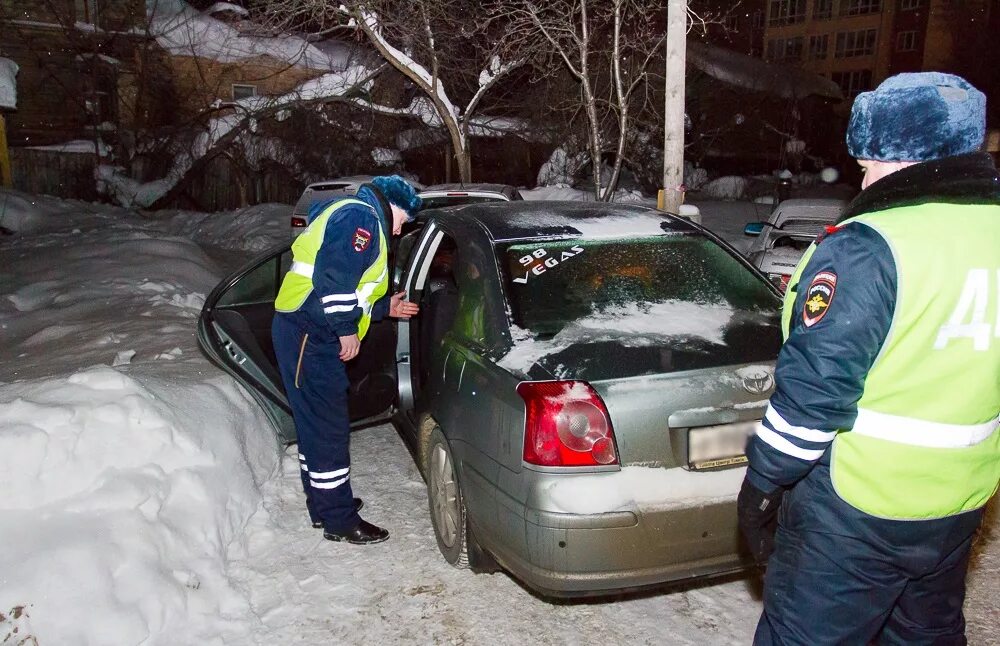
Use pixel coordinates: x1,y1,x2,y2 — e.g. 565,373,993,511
371,175,422,220
847,72,986,162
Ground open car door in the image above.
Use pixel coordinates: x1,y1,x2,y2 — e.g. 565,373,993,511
197,245,398,444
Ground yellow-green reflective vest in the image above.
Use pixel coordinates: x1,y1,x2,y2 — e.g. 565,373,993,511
275,199,388,340
783,203,1000,520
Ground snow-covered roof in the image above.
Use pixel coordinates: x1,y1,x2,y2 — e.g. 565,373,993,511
0,57,18,110
149,0,349,71
26,139,112,155
204,2,249,16
687,40,843,101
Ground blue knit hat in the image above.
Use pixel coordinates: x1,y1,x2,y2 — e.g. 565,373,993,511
847,72,986,162
371,175,422,220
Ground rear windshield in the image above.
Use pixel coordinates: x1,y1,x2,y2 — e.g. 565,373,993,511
499,234,782,375
420,195,503,210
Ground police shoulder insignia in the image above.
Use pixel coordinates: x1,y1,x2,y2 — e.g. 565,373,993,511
352,227,372,252
803,271,837,327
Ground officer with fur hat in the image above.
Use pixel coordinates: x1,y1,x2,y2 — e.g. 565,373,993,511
272,175,422,544
738,72,1000,642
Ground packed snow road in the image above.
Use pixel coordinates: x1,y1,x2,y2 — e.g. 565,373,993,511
0,190,996,644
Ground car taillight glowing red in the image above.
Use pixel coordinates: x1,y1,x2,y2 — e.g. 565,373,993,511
516,381,619,467
290,216,307,228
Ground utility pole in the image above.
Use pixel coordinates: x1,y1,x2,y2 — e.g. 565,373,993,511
660,0,686,215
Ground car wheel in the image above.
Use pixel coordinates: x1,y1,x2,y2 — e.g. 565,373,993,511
426,428,469,569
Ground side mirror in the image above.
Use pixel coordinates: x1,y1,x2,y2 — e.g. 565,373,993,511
744,222,766,236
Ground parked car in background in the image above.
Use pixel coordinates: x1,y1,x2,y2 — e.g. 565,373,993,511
289,176,374,235
743,198,847,291
199,201,783,597
417,183,522,210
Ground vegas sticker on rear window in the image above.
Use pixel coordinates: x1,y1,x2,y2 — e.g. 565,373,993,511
511,245,584,284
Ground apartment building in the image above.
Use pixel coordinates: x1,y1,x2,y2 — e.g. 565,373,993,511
763,0,993,99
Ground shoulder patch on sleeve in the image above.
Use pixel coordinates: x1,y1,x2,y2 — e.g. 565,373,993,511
803,271,837,327
352,227,372,252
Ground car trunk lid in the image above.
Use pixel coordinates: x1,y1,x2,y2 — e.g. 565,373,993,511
591,362,775,469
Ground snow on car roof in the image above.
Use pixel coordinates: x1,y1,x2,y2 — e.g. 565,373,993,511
451,201,697,242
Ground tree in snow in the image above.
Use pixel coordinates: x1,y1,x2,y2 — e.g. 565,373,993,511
97,0,397,209
494,0,729,201
252,0,527,183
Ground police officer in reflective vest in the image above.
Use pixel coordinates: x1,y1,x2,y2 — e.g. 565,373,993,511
272,175,421,544
738,72,1000,643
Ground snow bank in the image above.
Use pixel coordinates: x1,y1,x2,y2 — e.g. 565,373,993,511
0,367,277,644
0,188,128,234
700,176,748,201
0,57,17,109
160,203,291,252
0,193,284,644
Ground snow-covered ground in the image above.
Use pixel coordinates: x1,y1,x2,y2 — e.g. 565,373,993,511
1,190,996,644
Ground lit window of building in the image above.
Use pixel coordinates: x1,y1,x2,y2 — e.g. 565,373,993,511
832,69,873,97
896,30,918,51
900,0,924,9
841,0,883,16
835,28,878,57
814,0,834,20
767,36,806,61
768,0,808,26
809,34,830,59
232,84,258,101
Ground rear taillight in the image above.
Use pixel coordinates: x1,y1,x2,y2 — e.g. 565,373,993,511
290,216,307,228
767,273,791,292
516,381,619,467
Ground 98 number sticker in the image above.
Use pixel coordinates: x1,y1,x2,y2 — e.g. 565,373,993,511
512,245,584,284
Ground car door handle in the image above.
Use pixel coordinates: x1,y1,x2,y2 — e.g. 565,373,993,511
223,341,247,365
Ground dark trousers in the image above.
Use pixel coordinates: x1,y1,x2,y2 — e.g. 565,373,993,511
754,469,982,645
272,312,361,532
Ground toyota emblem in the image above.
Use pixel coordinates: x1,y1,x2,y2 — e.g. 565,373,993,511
741,370,774,395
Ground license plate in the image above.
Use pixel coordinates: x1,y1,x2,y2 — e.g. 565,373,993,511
687,421,756,470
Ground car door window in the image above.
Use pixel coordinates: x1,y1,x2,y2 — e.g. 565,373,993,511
217,250,290,307
393,229,423,292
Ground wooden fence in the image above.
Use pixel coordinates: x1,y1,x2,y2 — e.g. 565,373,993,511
10,148,304,211
11,148,100,201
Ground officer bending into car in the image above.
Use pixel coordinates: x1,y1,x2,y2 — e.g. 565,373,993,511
738,72,1000,643
272,175,421,545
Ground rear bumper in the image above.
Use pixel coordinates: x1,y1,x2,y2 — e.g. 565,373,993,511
478,466,752,596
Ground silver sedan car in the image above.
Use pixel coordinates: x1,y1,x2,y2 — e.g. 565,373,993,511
198,201,782,597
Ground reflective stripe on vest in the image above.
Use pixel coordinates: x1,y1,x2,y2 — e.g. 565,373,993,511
852,408,999,448
290,260,314,279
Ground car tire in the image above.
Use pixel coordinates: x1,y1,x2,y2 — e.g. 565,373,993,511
426,427,469,569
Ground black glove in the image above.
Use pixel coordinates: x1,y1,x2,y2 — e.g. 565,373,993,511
737,476,784,565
